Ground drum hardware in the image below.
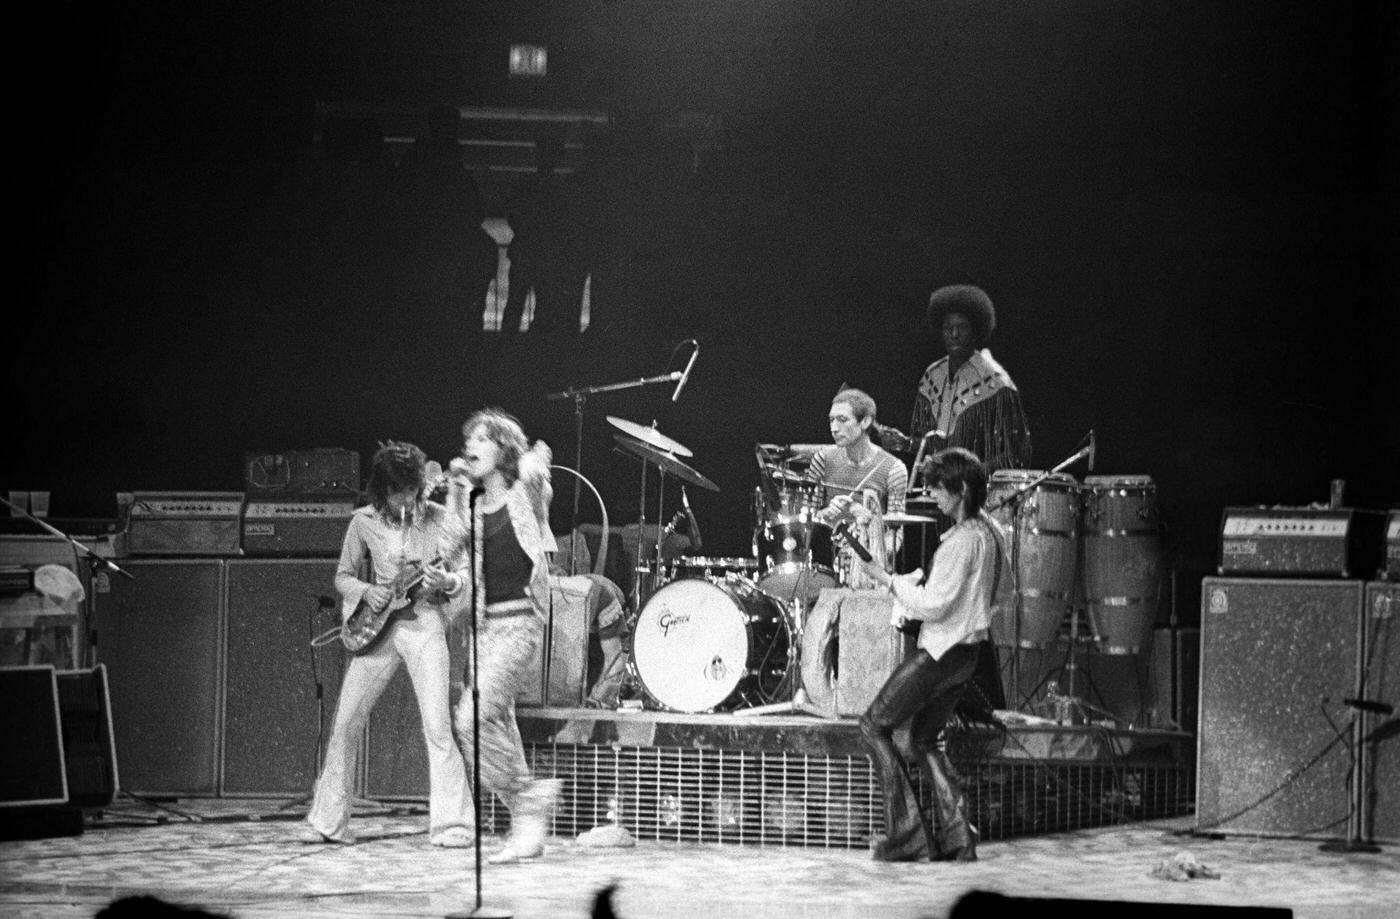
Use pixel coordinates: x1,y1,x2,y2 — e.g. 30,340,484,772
546,366,692,573
612,432,719,611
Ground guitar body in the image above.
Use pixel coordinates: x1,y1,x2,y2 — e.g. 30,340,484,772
340,597,412,654
339,556,439,654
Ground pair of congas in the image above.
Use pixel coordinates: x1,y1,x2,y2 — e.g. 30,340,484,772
986,471,1162,655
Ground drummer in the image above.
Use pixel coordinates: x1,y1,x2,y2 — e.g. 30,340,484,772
809,387,909,587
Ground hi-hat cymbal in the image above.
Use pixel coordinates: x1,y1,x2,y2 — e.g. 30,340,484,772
607,416,692,457
613,435,718,492
882,512,937,526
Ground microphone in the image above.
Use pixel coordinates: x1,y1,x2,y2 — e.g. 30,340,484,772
672,340,699,403
1344,697,1396,716
1087,429,1096,472
681,487,703,551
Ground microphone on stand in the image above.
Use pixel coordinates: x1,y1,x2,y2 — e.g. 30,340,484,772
681,487,702,551
672,340,699,402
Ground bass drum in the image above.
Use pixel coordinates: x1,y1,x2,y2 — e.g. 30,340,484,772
629,575,791,713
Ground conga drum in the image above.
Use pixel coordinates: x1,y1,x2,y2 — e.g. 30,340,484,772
1081,475,1162,655
986,470,1081,649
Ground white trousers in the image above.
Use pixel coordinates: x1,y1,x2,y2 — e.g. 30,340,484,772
307,608,473,838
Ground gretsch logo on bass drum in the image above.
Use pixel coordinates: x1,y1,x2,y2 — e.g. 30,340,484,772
657,607,690,637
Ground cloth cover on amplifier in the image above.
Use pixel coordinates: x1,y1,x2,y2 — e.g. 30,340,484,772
800,589,911,717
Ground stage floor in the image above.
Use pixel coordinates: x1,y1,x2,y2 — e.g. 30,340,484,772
1,799,1396,919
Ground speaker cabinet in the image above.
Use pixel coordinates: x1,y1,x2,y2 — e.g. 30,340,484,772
0,665,68,807
1365,581,1399,844
364,663,429,799
1197,578,1363,838
95,559,224,796
55,664,118,808
801,589,911,717
222,560,343,796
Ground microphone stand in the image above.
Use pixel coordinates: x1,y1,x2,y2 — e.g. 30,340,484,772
985,436,1093,713
448,488,512,919
545,371,683,576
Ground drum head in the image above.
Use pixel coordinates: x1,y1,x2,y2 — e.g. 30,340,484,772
991,469,1079,490
630,579,751,712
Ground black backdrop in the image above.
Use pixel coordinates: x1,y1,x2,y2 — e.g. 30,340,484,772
7,1,1398,626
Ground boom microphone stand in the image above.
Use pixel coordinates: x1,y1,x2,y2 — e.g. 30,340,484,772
545,367,687,573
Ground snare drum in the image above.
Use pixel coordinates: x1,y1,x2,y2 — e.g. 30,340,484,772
757,516,837,604
986,470,1081,649
628,575,792,713
1081,475,1162,655
671,556,759,581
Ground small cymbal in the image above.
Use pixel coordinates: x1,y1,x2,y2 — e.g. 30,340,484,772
607,416,692,457
613,435,718,492
882,512,937,526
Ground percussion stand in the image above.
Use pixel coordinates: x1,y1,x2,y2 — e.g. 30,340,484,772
732,573,832,720
986,439,1094,715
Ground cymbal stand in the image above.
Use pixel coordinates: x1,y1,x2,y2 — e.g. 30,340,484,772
546,370,684,573
985,437,1093,713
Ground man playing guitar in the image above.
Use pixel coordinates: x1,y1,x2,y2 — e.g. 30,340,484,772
301,441,476,848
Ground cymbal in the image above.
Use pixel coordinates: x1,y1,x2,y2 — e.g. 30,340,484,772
613,435,718,492
608,416,692,457
882,512,937,526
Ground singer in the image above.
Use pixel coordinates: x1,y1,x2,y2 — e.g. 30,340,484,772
301,441,475,848
910,285,1032,473
855,447,1013,862
444,408,564,864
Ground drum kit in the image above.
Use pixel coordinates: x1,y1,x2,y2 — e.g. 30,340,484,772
608,421,940,715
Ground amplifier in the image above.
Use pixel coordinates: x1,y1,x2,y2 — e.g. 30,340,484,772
1218,506,1386,578
1387,510,1400,581
124,492,244,556
241,496,355,557
244,448,360,495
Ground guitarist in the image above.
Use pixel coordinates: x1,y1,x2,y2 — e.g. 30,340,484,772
853,447,1012,863
302,441,475,848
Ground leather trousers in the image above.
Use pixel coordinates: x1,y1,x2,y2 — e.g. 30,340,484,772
859,641,979,862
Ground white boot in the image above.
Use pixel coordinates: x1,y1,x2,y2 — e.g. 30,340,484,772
488,779,561,864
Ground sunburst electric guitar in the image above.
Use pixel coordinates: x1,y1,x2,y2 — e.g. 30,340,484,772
339,555,445,653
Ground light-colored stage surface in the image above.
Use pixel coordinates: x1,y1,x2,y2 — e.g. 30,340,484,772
1,801,1396,919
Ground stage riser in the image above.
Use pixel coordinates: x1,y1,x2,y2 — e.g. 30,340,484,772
463,742,1194,849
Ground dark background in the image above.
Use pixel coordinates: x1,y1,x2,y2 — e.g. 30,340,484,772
7,1,1398,626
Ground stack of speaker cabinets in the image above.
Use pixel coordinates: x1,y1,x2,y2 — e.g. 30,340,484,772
1197,506,1396,844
